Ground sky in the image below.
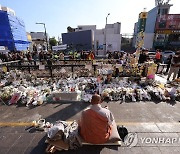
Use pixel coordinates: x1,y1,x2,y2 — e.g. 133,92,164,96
0,0,180,39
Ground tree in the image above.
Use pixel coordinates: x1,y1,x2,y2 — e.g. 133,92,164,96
49,37,57,49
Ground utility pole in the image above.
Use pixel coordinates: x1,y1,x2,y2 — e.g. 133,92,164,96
36,22,48,51
104,13,110,55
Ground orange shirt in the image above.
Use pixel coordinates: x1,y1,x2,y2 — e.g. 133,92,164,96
79,109,112,144
155,52,161,60
88,53,94,60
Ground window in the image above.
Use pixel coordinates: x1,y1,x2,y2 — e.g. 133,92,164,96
162,9,168,15
158,21,166,28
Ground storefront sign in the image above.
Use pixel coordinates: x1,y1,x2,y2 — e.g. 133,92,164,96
169,42,180,46
0,46,5,50
156,14,180,30
156,30,180,34
52,44,67,51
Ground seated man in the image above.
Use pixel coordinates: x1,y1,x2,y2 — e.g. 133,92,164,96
79,94,120,144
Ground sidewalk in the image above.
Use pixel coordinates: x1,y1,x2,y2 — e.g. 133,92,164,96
0,100,180,154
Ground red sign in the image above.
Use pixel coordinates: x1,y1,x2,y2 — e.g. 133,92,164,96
156,14,180,30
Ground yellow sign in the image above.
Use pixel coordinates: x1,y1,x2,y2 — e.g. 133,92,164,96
139,12,148,19
156,30,173,34
27,32,32,42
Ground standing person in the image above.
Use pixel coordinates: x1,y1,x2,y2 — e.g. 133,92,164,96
155,49,161,73
104,72,113,84
138,51,144,64
167,51,180,81
178,69,180,78
44,52,48,61
12,52,17,61
17,52,23,65
126,53,131,64
155,49,161,63
32,51,38,65
80,51,84,59
108,52,112,59
114,51,119,59
7,53,12,61
27,52,32,64
47,58,53,77
138,50,147,64
165,55,173,74
59,52,64,60
3,53,8,62
113,66,120,78
39,51,44,62
88,51,95,60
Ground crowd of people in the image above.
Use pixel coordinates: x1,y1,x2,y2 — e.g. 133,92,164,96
138,49,180,81
0,51,56,63
105,49,180,82
0,50,96,64
0,48,180,81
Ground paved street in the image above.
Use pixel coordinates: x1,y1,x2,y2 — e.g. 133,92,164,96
1,100,180,154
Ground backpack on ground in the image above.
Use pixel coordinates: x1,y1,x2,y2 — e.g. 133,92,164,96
117,125,128,142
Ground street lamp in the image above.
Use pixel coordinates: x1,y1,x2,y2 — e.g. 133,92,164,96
104,13,110,54
106,13,110,25
36,22,48,50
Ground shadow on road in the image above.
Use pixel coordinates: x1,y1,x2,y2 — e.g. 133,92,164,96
45,101,90,123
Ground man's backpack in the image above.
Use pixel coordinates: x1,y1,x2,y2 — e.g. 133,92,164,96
117,125,128,142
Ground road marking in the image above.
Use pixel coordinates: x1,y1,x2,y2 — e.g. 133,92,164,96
0,122,179,127
0,122,35,127
116,122,180,126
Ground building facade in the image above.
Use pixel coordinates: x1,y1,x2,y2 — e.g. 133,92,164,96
143,7,159,50
132,22,138,47
30,32,49,51
134,12,148,49
133,2,180,51
0,6,29,51
62,22,121,55
154,14,180,50
62,30,93,51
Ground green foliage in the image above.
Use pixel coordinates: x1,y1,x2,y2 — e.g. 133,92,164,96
49,37,57,49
